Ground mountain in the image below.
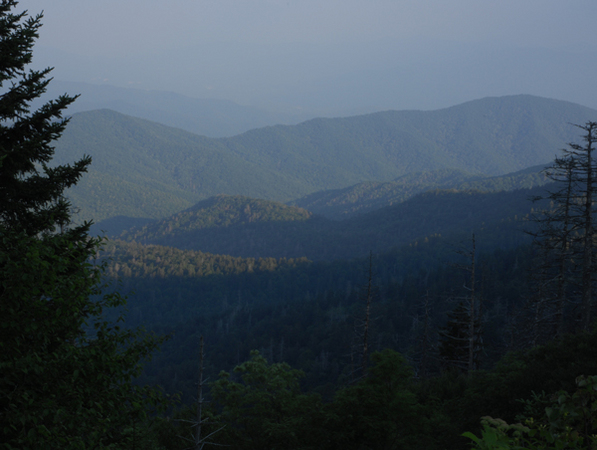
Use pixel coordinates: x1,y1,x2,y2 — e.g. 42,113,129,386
120,195,314,247
117,195,326,258
42,81,312,138
55,109,308,222
119,185,547,261
56,95,597,223
292,165,550,219
220,95,596,185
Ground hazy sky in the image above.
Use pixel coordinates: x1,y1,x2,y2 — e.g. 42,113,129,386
19,0,597,114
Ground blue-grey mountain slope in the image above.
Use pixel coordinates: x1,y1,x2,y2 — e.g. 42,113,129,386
292,165,550,219
220,95,596,187
55,95,597,224
54,109,308,222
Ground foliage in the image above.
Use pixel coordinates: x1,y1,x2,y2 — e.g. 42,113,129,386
0,2,167,447
0,1,87,236
325,349,438,450
0,232,166,449
464,375,597,449
439,300,479,372
103,239,310,279
423,328,597,450
210,350,325,449
108,235,533,402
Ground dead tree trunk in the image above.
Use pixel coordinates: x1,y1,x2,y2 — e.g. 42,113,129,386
194,335,205,450
350,251,376,382
362,251,373,376
528,122,597,335
579,124,595,331
439,234,482,374
467,234,476,374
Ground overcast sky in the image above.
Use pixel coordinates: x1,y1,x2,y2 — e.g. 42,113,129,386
18,0,597,114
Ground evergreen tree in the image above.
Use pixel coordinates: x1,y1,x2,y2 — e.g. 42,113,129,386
0,1,90,237
327,349,436,450
0,2,167,447
438,300,482,372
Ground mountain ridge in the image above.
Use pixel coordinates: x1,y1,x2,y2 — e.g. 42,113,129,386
56,95,596,223
292,164,550,219
117,184,548,261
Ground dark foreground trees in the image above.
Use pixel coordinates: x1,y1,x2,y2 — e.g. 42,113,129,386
528,122,597,339
0,2,166,447
206,349,438,450
0,234,166,448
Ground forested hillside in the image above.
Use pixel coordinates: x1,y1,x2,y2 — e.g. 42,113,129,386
54,109,307,221
292,165,549,219
108,224,593,450
107,232,529,388
222,95,595,181
117,185,543,260
56,95,597,223
52,97,597,450
103,184,597,450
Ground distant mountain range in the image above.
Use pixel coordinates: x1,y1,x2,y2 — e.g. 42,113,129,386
55,94,597,224
42,81,313,138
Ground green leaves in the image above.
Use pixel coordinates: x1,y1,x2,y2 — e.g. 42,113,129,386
464,376,597,450
325,349,435,450
210,350,325,450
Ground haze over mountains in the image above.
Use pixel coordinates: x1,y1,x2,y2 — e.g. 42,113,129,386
38,37,597,115
56,94,597,228
42,81,313,138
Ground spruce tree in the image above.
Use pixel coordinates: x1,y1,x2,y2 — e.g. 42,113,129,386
0,2,166,448
0,0,90,237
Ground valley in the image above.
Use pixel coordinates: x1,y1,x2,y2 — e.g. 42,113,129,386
48,94,597,448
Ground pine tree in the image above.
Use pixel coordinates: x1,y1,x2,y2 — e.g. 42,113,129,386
0,2,167,447
0,1,90,237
